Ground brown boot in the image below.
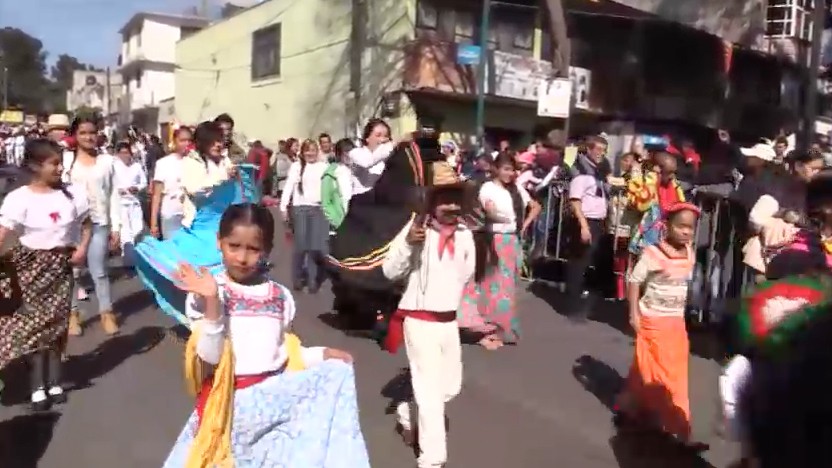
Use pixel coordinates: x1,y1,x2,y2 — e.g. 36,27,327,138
67,310,83,337
100,311,119,335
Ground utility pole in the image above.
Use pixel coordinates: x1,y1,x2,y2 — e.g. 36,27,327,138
105,67,111,123
0,49,7,110
1,66,7,111
201,0,210,16
801,0,826,151
475,0,492,152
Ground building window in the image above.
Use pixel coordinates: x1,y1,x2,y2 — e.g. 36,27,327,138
765,0,820,41
251,24,282,81
136,69,142,89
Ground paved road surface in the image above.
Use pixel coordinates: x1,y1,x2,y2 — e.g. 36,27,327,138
0,227,738,468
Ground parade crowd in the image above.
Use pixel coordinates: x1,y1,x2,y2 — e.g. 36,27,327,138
0,111,832,468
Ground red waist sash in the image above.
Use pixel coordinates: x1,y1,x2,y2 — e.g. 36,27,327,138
195,368,281,428
383,309,457,354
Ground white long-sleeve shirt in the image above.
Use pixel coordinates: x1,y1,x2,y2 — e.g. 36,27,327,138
62,151,121,231
279,160,328,212
186,273,325,375
382,219,476,312
113,159,147,205
348,142,395,196
334,163,353,211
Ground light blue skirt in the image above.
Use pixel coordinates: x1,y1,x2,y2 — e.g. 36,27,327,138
162,360,371,468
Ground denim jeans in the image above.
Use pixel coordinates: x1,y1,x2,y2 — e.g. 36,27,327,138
72,224,113,315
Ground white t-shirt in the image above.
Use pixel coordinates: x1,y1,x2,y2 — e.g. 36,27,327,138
479,180,532,233
153,154,186,218
0,185,89,250
279,160,328,211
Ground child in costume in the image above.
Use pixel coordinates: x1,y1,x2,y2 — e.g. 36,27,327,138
614,202,706,450
163,203,370,468
382,161,475,468
0,139,91,410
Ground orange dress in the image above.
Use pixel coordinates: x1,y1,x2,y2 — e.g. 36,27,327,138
624,243,694,439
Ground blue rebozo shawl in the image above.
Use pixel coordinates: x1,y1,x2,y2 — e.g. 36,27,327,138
135,164,261,325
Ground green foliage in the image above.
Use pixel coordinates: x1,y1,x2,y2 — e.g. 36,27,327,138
0,27,100,114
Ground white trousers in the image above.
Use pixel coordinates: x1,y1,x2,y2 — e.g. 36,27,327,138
119,201,145,266
403,317,462,468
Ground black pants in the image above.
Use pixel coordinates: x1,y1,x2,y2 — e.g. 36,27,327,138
566,219,606,316
30,348,61,391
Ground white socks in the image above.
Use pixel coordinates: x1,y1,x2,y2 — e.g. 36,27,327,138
31,388,47,403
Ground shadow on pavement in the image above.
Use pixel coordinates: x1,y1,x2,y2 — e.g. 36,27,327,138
528,282,721,361
111,289,156,320
572,355,625,410
572,355,716,468
0,411,59,468
64,326,166,392
380,367,412,416
610,431,717,468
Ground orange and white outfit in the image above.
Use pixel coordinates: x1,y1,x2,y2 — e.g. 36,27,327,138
623,242,695,439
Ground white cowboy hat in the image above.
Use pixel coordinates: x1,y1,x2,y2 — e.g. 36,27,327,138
46,114,70,130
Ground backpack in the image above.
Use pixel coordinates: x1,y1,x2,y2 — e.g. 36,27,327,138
321,163,346,228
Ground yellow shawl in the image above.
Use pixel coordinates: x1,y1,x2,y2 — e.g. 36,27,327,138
183,323,306,468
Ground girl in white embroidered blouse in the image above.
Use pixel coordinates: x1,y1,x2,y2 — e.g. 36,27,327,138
163,203,369,468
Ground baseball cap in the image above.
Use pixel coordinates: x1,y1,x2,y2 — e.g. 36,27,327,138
741,143,776,162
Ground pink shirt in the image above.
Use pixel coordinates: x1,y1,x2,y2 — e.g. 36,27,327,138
569,174,607,220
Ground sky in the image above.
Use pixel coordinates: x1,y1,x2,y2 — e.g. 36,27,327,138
0,0,243,67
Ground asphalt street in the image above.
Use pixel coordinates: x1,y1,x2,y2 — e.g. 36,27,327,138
0,225,739,468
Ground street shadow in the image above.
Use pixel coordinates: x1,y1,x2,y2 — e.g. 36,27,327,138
610,431,717,468
0,411,60,468
0,359,31,407
316,312,377,340
528,281,721,361
63,326,165,392
572,356,715,468
110,288,156,320
572,354,625,410
380,367,412,416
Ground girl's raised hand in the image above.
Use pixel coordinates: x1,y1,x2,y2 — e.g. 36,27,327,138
323,347,353,363
173,263,218,298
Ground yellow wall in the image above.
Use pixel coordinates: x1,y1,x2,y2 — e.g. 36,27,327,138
175,0,415,147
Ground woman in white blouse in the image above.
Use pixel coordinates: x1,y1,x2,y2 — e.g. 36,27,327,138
280,139,329,293
348,118,395,196
150,126,192,240
62,116,121,336
181,121,236,229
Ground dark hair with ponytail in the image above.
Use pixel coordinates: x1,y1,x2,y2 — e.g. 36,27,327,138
67,115,100,175
491,151,526,234
23,138,73,200
218,203,275,252
297,139,317,195
361,118,391,145
193,121,224,168
334,138,354,164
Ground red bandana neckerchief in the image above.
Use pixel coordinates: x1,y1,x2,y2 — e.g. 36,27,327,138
433,220,457,260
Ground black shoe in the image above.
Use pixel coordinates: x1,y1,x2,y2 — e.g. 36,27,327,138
30,390,51,412
293,283,305,292
48,387,67,405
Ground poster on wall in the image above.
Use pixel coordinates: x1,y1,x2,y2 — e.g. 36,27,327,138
537,78,572,118
570,67,591,111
